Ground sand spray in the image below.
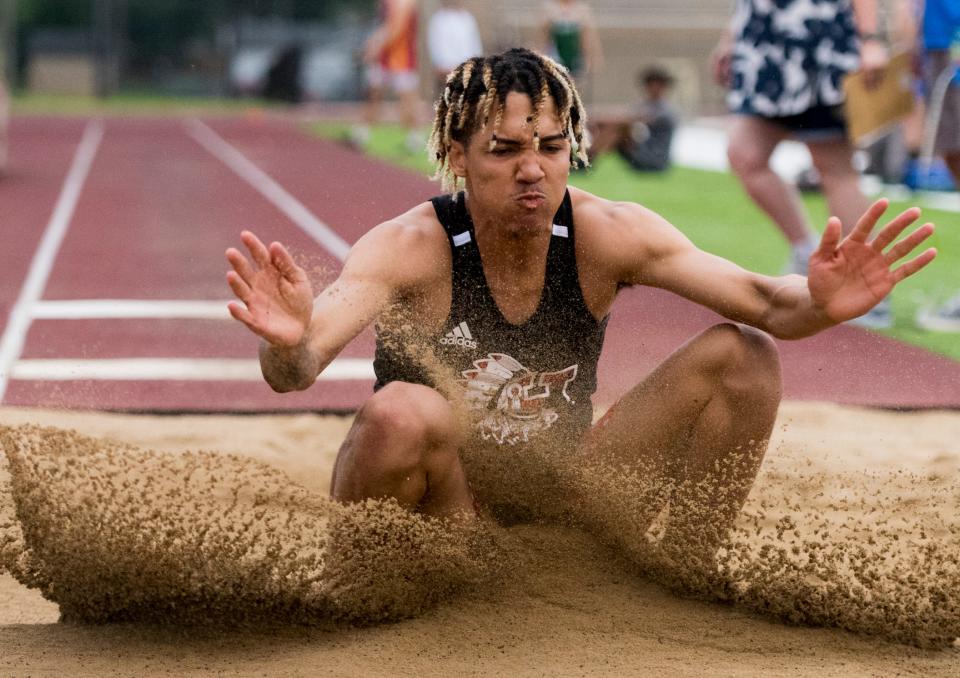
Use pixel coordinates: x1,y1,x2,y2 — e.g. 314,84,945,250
1,320,958,646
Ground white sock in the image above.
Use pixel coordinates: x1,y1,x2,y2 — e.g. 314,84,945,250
792,237,817,258
350,125,371,146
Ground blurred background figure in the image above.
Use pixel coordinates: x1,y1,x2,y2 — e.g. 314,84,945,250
0,72,7,176
914,0,960,332
427,0,483,98
712,0,892,327
351,0,422,153
587,66,677,172
262,43,304,104
540,0,603,84
0,0,9,177
916,0,960,183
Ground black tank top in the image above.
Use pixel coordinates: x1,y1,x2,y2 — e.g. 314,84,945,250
374,190,609,446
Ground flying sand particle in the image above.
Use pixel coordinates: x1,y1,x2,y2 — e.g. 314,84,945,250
1,422,959,647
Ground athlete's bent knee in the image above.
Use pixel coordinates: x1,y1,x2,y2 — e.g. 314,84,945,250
362,382,458,437
355,382,462,467
702,323,781,397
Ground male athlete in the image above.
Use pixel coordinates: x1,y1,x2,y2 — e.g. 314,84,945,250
226,48,935,555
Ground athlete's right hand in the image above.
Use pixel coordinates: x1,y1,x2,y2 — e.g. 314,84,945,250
225,231,314,348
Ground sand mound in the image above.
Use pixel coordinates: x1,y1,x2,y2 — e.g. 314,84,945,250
0,425,498,626
2,414,959,649
713,466,960,647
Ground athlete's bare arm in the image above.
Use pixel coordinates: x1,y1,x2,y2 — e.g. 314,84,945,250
576,190,936,340
225,203,448,392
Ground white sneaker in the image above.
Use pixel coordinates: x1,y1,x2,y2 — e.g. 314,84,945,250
916,295,960,332
344,125,371,151
404,130,426,154
782,241,816,276
848,297,893,330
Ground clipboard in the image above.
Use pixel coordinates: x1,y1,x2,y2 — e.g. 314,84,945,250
842,51,916,146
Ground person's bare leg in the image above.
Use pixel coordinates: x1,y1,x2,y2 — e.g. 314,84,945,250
902,100,926,155
398,88,419,133
727,116,817,246
807,138,871,237
398,87,424,152
363,85,384,127
944,151,960,185
576,323,782,559
330,381,475,519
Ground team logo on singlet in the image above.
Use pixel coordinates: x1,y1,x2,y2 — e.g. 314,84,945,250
439,321,478,349
460,353,578,446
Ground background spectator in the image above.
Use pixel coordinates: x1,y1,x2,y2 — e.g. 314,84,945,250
587,66,677,172
427,0,484,98
540,0,603,82
351,0,422,154
712,0,893,328
262,44,305,103
914,0,960,332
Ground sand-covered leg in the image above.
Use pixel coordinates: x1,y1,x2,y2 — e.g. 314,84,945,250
330,381,475,519
575,323,781,565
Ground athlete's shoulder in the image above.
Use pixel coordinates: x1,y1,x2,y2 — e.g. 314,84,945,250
363,200,446,249
569,186,658,235
348,201,449,289
568,186,688,283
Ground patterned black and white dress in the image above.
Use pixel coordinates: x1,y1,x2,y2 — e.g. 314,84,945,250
728,0,861,118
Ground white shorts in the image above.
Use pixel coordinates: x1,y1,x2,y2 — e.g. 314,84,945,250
367,64,420,93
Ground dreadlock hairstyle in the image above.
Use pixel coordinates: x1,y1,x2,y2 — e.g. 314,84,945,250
428,47,590,193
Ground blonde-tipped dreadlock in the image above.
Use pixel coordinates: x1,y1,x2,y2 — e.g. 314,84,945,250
427,48,590,193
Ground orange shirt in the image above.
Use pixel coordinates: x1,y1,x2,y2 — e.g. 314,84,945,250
379,0,418,72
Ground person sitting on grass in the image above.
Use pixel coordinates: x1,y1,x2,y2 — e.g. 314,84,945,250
586,66,677,172
226,48,936,565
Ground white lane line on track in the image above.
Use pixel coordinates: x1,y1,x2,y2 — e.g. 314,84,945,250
0,119,105,402
31,299,233,320
11,358,374,381
185,118,351,261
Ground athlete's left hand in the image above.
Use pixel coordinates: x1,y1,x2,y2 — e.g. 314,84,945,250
807,199,936,323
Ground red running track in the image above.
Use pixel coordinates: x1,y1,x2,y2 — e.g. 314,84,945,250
1,114,958,412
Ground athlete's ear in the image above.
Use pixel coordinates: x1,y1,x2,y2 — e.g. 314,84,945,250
448,140,467,178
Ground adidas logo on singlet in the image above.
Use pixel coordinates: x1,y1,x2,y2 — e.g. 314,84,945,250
440,321,478,349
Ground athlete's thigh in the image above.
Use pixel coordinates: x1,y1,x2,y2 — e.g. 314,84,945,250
578,326,738,467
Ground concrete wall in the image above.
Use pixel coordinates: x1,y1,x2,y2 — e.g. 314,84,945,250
28,56,97,95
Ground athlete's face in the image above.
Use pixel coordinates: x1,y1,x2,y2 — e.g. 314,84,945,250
450,91,571,235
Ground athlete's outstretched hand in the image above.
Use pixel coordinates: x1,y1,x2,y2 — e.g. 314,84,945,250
807,199,936,323
225,231,314,347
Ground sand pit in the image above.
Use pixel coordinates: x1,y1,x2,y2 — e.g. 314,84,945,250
1,402,959,676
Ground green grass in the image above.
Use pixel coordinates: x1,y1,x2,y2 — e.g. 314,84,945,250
310,121,960,361
12,91,282,116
